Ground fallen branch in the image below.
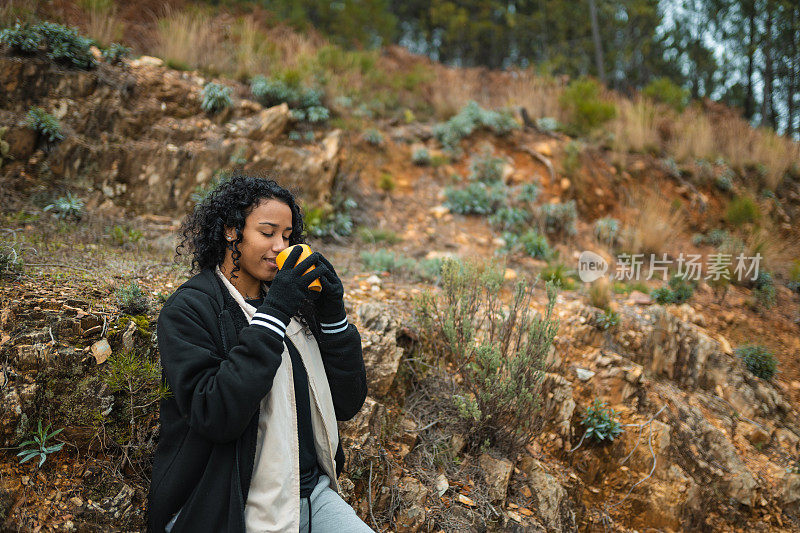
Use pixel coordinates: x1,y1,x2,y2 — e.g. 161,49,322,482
521,146,557,184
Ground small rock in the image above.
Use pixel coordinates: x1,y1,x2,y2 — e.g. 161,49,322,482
90,339,111,364
457,494,476,507
131,55,164,67
365,275,382,285
626,290,652,305
70,496,83,507
435,474,449,497
574,368,595,381
507,510,522,523
504,268,518,280
479,453,513,501
451,434,467,454
560,178,571,190
430,205,450,218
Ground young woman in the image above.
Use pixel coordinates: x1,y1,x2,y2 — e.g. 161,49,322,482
147,175,372,533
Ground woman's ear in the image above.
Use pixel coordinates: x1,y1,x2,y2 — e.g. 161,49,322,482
224,227,236,242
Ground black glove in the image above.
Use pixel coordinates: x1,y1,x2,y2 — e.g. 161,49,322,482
259,246,323,319
313,253,346,323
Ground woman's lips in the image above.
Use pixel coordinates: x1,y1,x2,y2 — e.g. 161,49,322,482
265,258,278,268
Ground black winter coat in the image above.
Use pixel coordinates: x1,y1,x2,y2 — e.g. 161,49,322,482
146,269,367,532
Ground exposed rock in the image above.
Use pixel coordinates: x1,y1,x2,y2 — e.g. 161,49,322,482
434,474,449,497
226,103,289,141
356,303,404,397
780,473,800,507
517,456,578,532
666,391,758,507
338,396,384,448
574,367,594,381
3,124,37,160
478,453,513,501
592,350,644,405
92,339,111,365
625,290,652,305
396,476,429,533
541,373,575,442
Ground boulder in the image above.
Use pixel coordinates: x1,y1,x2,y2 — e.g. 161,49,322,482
356,303,404,397
226,103,289,141
478,453,513,502
338,396,384,448
517,456,579,532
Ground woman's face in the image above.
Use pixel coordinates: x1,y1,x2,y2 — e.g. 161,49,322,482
227,198,293,283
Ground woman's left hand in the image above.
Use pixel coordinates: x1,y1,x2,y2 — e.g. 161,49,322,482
312,253,346,321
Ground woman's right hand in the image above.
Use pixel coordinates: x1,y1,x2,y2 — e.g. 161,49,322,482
261,245,323,318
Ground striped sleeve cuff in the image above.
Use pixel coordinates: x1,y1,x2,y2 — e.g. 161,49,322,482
320,315,349,335
251,311,290,338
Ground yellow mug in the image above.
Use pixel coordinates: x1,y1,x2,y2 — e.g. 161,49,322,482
275,244,322,292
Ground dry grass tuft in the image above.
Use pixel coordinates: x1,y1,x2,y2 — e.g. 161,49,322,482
610,97,662,154
77,0,125,48
151,8,228,73
620,191,686,257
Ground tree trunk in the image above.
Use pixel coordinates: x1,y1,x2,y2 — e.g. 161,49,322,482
744,0,757,120
589,0,606,84
762,1,776,128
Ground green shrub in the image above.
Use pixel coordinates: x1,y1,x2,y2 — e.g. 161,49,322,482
642,77,689,112
357,227,401,245
0,22,43,53
612,281,650,295
201,82,232,114
363,129,384,146
518,182,540,203
16,420,64,467
115,281,150,315
101,43,130,64
593,309,619,331
411,147,431,166
558,77,617,136
706,229,730,247
433,101,518,153
489,207,530,232
1,21,96,68
715,172,734,193
668,275,695,304
468,150,505,183
250,75,329,123
444,181,506,215
44,192,83,220
250,75,298,107
652,275,695,304
651,286,673,304
753,271,776,309
540,263,576,290
518,230,551,259
305,197,356,239
27,106,64,142
35,21,96,69
581,399,623,443
378,173,395,193
725,196,760,227
413,257,559,451
110,225,143,246
562,141,582,176
539,200,577,236
536,117,560,132
594,217,620,246
735,344,777,380
359,249,441,282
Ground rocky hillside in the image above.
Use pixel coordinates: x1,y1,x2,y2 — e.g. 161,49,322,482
2,23,800,533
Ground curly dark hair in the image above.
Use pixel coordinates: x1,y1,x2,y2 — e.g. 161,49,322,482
176,173,318,329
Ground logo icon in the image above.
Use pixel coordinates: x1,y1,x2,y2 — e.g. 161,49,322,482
578,251,608,282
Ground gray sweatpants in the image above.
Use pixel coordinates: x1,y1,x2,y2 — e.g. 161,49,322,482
300,475,375,533
165,474,374,532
